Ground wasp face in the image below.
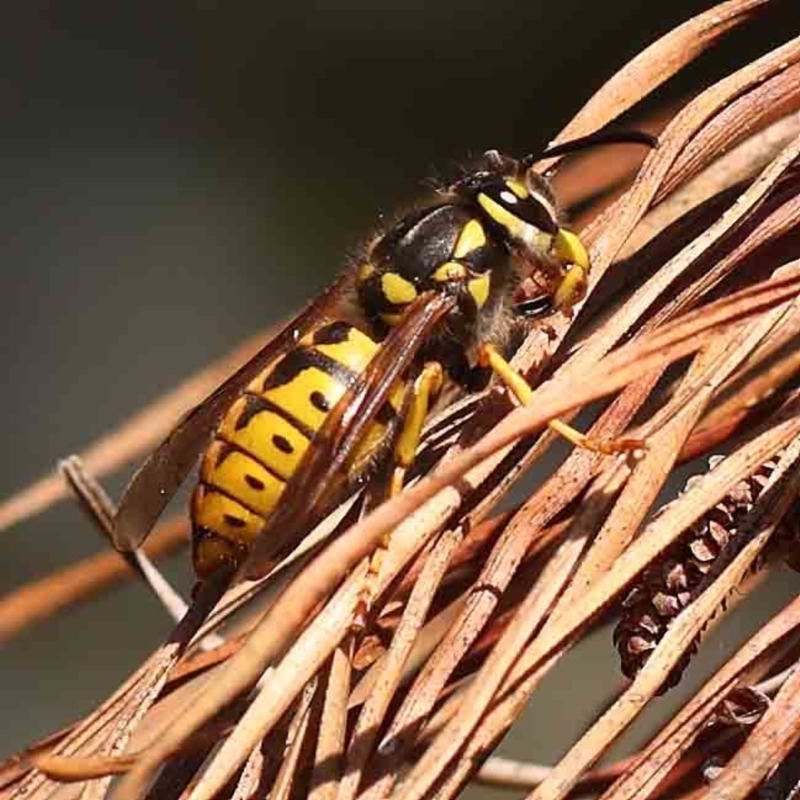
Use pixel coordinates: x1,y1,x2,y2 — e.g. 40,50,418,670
453,153,591,310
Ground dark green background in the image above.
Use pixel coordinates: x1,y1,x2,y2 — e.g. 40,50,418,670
0,2,797,794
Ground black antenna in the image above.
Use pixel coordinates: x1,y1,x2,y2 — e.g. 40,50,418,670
521,128,659,173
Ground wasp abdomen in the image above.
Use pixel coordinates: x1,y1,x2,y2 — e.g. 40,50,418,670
190,321,405,577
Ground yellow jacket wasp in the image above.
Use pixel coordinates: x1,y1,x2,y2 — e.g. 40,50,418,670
100,129,656,583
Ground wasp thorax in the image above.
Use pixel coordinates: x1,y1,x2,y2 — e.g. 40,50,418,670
356,203,504,328
356,154,592,332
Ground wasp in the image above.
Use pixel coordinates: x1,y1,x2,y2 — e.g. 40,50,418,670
105,132,655,582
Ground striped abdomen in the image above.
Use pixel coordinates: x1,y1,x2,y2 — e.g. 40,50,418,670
191,321,406,577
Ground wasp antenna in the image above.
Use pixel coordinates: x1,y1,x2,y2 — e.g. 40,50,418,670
536,128,659,163
522,129,658,180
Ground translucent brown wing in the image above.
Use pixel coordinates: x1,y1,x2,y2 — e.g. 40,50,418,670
111,270,352,552
243,291,456,579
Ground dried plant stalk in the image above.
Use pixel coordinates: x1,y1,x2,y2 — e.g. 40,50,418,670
5,4,800,800
0,514,187,645
614,453,795,688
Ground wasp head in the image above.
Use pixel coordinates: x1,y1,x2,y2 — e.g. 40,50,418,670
453,150,591,311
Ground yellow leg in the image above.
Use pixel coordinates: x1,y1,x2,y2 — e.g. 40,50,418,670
390,361,444,494
353,362,444,630
478,344,645,455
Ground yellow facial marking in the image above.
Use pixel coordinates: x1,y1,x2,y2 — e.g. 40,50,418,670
358,263,376,282
453,219,487,258
467,273,491,308
477,193,528,240
431,261,467,283
551,229,590,310
505,177,529,198
381,272,418,305
553,228,590,271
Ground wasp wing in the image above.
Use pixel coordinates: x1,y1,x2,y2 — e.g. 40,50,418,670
243,291,456,579
111,271,352,552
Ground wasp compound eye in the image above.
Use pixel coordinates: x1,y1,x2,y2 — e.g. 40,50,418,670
523,170,560,232
512,190,559,234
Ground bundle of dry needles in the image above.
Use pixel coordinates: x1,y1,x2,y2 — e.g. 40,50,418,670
2,2,800,798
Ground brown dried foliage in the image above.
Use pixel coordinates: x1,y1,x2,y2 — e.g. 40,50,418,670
615,453,800,690
3,2,800,799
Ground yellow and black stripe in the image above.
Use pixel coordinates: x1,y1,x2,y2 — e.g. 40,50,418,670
191,321,407,577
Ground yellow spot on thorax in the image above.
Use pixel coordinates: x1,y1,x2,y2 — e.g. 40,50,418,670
453,219,486,258
431,261,467,283
381,272,418,305
468,274,491,308
358,263,376,282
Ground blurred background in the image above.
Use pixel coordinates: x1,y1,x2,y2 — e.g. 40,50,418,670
0,1,798,795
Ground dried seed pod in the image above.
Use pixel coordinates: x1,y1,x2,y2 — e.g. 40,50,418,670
613,457,784,691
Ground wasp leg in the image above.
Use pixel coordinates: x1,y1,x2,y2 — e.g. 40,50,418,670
353,362,444,630
477,344,645,455
391,362,445,492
